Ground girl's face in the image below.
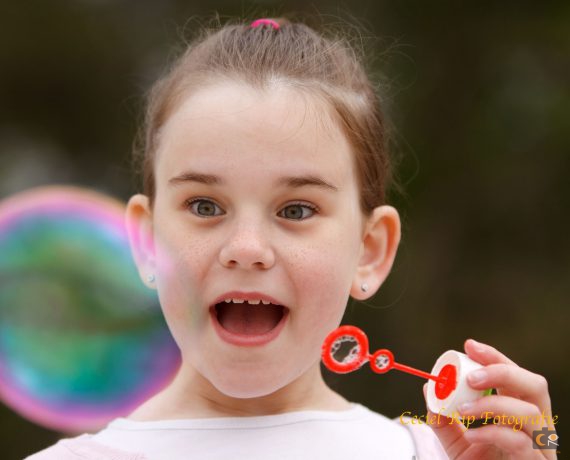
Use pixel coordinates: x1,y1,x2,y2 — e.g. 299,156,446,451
127,81,396,406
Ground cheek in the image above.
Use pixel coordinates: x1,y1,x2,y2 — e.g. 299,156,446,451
287,228,360,325
154,225,215,283
153,232,215,334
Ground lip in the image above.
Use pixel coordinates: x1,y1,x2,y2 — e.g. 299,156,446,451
210,304,290,347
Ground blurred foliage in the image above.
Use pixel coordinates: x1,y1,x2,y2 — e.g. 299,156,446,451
1,1,568,458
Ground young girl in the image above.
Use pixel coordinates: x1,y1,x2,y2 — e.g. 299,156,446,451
28,17,556,460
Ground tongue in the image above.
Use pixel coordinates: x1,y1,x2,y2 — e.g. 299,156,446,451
216,302,283,335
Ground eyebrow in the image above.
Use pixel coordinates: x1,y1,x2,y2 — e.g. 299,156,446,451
168,171,338,192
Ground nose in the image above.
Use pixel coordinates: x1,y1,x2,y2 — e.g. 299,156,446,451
218,221,275,270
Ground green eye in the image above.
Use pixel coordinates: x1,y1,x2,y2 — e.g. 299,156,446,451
279,203,318,220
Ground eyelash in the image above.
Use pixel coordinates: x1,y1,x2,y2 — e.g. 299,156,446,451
183,198,319,220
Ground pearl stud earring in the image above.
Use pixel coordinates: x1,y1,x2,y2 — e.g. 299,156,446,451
361,283,369,292
147,274,155,283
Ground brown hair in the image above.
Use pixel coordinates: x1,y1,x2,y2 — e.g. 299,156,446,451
134,17,395,216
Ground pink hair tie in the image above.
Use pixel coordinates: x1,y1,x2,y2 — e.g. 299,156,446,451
250,18,280,30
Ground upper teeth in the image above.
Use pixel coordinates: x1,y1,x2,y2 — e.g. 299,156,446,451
224,298,272,305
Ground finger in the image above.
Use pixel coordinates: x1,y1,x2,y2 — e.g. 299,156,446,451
463,363,553,423
458,394,544,437
463,340,553,423
464,338,517,366
464,424,549,459
423,383,471,458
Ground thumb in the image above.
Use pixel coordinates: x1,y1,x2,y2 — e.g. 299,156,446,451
423,383,470,458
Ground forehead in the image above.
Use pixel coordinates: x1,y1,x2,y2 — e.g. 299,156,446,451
154,81,356,186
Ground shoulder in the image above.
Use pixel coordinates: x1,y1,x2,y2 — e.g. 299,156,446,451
356,406,448,459
25,434,148,460
399,416,449,459
338,404,414,458
354,404,415,440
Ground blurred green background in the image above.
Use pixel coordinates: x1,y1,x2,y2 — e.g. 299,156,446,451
1,1,568,458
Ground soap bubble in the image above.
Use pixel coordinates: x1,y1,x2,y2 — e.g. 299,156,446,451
0,186,180,433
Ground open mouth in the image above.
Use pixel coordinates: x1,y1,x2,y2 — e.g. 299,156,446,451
211,301,288,335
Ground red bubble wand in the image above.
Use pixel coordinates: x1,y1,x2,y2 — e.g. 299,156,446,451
321,325,457,400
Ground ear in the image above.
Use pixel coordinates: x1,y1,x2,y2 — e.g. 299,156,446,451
350,205,401,300
125,194,156,289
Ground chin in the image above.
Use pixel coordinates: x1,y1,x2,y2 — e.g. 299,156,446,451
198,354,313,402
212,376,285,400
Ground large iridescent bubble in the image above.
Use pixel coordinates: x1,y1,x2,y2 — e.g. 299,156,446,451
0,186,180,433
